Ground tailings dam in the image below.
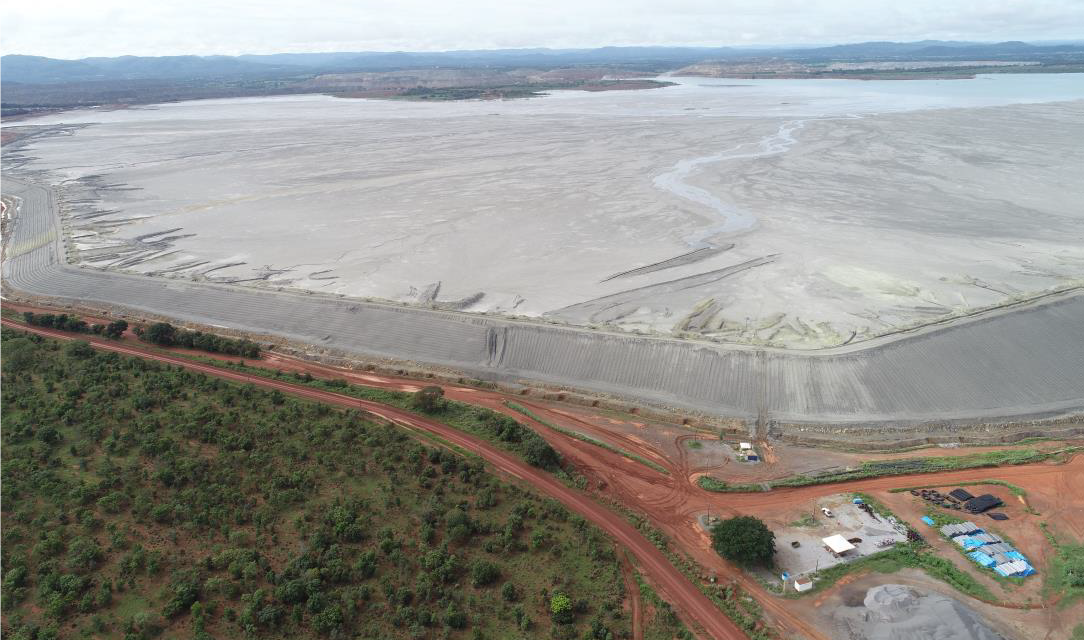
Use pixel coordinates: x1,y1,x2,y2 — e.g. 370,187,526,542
3,74,1083,424
4,175,1083,425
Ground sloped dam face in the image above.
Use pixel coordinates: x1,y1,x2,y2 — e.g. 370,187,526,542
5,176,1084,426
3,73,1083,424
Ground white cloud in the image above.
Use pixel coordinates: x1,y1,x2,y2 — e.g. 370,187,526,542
2,0,1082,58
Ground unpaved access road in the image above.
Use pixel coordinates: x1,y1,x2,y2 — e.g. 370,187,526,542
13,317,1081,639
1,320,745,640
4,175,1084,425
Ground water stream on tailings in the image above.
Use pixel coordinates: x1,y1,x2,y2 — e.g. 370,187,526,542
652,118,811,248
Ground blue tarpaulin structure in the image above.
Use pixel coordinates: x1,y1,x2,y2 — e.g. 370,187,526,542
921,516,936,526
995,561,1036,577
955,536,985,551
968,551,997,568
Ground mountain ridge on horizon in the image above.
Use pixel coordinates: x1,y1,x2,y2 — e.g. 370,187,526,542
4,39,1084,85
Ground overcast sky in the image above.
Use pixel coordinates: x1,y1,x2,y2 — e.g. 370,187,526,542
3,0,1082,59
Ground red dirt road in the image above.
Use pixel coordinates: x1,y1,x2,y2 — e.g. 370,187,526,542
1,320,745,640
8,313,1080,639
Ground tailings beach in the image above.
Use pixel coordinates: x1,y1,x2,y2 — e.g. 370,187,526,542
3,74,1083,424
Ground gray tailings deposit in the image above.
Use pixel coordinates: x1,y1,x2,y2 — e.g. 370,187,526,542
653,118,809,246
5,76,1082,350
831,584,1005,640
4,177,1083,426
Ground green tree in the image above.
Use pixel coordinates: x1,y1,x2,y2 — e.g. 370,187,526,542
65,340,95,359
144,322,177,346
550,592,574,624
710,515,775,566
412,386,445,412
67,538,103,573
470,560,500,587
105,320,129,339
524,438,560,469
550,594,576,624
1,337,37,372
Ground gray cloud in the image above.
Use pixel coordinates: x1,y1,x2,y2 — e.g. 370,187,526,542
2,0,1082,58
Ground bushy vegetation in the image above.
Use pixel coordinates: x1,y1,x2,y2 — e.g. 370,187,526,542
632,572,693,640
190,362,565,475
0,329,627,639
1042,527,1084,607
135,321,261,358
22,311,127,339
504,402,669,475
710,517,775,566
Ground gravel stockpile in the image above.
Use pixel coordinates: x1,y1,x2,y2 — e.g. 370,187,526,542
831,584,1006,640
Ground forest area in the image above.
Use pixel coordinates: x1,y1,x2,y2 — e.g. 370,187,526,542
0,329,636,639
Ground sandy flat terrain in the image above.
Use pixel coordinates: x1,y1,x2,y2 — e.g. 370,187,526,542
5,74,1082,349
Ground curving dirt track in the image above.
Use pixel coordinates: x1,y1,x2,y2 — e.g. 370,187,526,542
5,316,1082,639
0,320,745,640
5,175,1084,425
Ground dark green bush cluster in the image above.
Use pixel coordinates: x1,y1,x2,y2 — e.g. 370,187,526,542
136,321,260,358
22,311,127,339
0,328,625,639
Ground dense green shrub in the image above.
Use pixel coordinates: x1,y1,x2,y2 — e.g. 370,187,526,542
710,516,776,566
0,328,625,639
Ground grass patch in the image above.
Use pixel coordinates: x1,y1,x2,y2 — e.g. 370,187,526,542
793,542,996,602
789,514,817,528
1041,527,1084,607
686,441,703,450
504,402,670,475
700,447,1082,492
923,507,966,527
633,571,694,640
696,476,762,493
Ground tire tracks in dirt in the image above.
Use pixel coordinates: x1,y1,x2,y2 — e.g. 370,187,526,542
1,320,745,640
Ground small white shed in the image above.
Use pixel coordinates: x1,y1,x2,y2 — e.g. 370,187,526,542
739,442,753,450
794,577,814,592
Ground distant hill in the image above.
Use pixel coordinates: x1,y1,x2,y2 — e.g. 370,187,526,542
0,54,303,84
6,41,1082,85
2,40,1080,113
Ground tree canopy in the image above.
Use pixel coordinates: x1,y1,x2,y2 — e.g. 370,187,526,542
0,327,622,639
412,385,445,412
710,516,776,566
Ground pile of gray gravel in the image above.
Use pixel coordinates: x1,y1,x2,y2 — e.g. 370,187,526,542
832,584,1005,640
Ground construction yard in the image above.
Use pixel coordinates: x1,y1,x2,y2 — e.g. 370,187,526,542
771,495,909,580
